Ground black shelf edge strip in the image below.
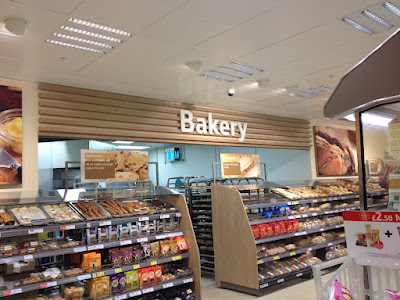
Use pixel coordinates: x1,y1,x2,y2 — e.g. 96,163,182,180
259,268,312,289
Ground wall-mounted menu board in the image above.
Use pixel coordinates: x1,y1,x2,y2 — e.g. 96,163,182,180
220,153,261,178
81,150,148,182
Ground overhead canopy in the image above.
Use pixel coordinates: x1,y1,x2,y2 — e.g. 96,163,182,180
324,29,400,119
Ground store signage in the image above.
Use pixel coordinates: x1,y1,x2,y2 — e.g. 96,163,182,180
343,210,400,269
220,153,261,178
180,109,247,142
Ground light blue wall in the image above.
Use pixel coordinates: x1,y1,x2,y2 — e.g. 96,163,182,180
151,144,312,186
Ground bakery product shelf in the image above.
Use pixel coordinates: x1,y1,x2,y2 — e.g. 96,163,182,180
102,276,195,300
0,253,189,297
255,224,344,245
259,268,313,290
0,212,182,237
0,230,184,264
256,239,346,265
249,207,358,226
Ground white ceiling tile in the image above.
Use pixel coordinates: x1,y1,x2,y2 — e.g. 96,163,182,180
12,0,84,15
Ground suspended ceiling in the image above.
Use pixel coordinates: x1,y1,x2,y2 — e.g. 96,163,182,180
0,0,397,124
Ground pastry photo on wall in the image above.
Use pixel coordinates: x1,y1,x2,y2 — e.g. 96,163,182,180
220,153,261,178
314,126,357,176
0,85,22,186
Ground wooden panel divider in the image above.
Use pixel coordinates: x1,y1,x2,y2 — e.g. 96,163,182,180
38,83,312,149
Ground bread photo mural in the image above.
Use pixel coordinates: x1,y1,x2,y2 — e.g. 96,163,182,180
314,126,357,176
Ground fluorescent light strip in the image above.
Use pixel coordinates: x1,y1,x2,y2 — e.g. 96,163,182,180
320,85,335,90
46,39,104,53
112,140,134,144
383,2,400,17
231,61,264,72
362,10,393,29
199,73,233,82
115,145,150,150
294,93,311,98
310,88,330,94
219,66,253,76
344,113,392,127
53,33,113,49
60,26,121,43
299,90,318,96
210,70,243,79
342,17,374,35
68,18,132,36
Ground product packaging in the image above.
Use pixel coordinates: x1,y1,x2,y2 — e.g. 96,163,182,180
130,221,139,237
148,220,156,234
119,224,130,240
121,247,133,264
125,270,138,292
262,207,273,218
139,267,150,288
151,241,161,257
109,225,119,241
329,280,353,300
118,273,127,294
110,274,120,296
156,219,165,233
142,243,151,259
175,236,188,251
86,228,97,244
139,220,149,235
251,225,261,239
154,265,163,283
97,227,109,243
160,240,171,256
387,289,400,300
148,266,156,285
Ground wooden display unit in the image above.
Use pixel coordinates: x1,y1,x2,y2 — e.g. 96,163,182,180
212,184,260,294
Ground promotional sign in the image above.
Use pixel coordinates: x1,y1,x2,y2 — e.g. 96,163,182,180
220,154,260,178
81,150,148,183
314,126,357,176
343,210,400,269
0,85,22,185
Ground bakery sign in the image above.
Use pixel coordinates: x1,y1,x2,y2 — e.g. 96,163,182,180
81,150,149,183
180,109,248,142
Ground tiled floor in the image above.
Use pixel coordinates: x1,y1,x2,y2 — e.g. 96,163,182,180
200,274,332,299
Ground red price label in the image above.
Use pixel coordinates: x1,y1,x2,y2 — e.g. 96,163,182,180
374,240,384,249
40,283,47,289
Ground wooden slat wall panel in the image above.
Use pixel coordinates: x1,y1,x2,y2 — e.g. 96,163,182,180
38,83,312,149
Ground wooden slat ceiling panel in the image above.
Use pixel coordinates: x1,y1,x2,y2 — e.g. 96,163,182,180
38,83,311,149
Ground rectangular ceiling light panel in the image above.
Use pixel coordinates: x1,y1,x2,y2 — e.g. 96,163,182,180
200,61,263,82
293,85,333,99
45,18,132,54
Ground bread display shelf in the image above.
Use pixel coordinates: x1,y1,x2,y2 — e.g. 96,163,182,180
0,254,189,297
256,239,346,265
102,276,195,300
258,268,313,290
0,230,184,264
192,211,212,216
249,207,358,226
0,211,182,238
255,224,344,245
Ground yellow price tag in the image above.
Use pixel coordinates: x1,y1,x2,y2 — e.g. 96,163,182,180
151,261,157,266
244,206,248,210
172,255,182,261
97,272,104,277
257,260,264,264
341,197,345,200
133,265,140,270
313,200,318,203
115,268,122,274
322,198,327,202
292,201,299,205
273,256,280,260
290,252,296,256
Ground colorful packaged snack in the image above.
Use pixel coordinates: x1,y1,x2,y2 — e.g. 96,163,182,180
131,270,139,289
130,222,139,237
139,221,149,235
119,224,130,240
133,248,143,262
125,271,134,292
142,243,151,259
258,224,267,239
156,219,165,233
86,228,97,244
175,236,188,251
91,252,102,272
279,221,287,234
251,225,261,239
100,276,110,298
81,252,91,272
148,220,156,235
286,221,294,233
148,267,156,285
118,273,127,294
160,240,171,256
154,265,163,283
387,289,400,300
109,225,119,241
151,241,161,257
329,280,353,300
274,222,282,236
121,247,133,264
266,224,274,237
293,219,300,232
262,207,273,218
110,274,120,295
169,239,179,255
139,268,150,288
97,227,108,243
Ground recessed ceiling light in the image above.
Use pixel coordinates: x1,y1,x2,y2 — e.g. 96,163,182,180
231,61,264,72
199,73,233,82
210,70,243,79
299,90,318,96
286,85,299,96
115,145,150,150
60,25,122,43
219,66,252,76
52,33,113,48
257,79,271,89
344,113,392,127
294,93,311,99
45,39,104,53
112,140,134,144
68,18,132,36
185,60,203,71
361,10,393,29
383,2,400,17
342,17,374,35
